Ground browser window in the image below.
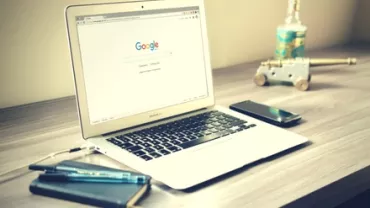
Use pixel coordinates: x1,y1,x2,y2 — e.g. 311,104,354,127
76,7,209,125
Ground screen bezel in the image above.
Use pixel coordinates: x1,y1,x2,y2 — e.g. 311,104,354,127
65,0,214,139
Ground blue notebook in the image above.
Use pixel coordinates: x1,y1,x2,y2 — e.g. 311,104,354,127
29,160,151,208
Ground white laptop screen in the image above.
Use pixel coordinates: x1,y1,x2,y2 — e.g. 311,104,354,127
75,7,209,125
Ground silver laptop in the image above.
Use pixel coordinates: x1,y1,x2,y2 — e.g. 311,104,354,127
65,0,308,190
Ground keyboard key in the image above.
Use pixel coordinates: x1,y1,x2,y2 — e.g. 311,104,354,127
170,140,181,145
187,135,198,140
236,127,245,132
146,137,155,142
132,140,143,145
162,143,173,148
219,120,227,124
140,138,150,143
141,129,151,134
180,132,190,137
162,132,171,137
206,124,213,128
120,142,134,149
134,150,146,156
195,133,204,137
225,118,234,122
124,134,135,139
107,138,116,143
213,122,221,126
182,130,193,136
168,135,178,140
158,138,170,143
227,129,237,134
209,128,219,133
173,132,182,137
219,130,230,136
205,120,213,124
150,152,162,158
210,118,218,122
178,138,190,143
150,135,160,139
230,126,242,131
113,138,122,142
137,132,148,137
150,140,161,145
204,130,212,135
231,120,247,126
141,143,152,148
144,147,155,153
214,112,222,116
224,123,233,128
126,145,143,152
117,137,130,143
179,133,223,149
168,146,182,152
159,149,171,155
115,142,127,147
216,126,226,131
153,145,164,150
242,125,250,129
131,134,141,139
108,139,123,146
155,133,166,137
248,124,257,128
140,155,153,161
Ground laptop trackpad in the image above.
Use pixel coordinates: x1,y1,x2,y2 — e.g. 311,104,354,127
153,135,266,188
184,135,266,167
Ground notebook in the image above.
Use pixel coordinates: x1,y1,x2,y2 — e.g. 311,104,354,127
29,160,151,208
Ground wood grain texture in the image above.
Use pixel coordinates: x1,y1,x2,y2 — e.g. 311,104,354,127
1,45,370,208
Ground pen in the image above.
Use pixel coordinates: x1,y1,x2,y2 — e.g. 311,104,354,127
38,172,147,184
29,164,131,178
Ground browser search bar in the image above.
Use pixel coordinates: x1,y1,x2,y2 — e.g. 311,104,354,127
122,51,173,63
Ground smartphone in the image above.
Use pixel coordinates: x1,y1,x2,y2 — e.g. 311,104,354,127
229,100,302,127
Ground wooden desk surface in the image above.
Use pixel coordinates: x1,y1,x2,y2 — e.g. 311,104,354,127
1,45,370,208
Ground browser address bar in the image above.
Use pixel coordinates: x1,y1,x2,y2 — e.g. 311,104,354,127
85,12,188,24
107,13,184,22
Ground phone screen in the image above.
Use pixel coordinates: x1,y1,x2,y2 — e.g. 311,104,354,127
235,101,297,122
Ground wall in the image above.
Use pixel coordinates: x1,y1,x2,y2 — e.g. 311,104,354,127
0,0,359,109
352,0,370,43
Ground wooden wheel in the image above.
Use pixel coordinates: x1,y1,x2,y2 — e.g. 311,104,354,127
253,73,267,86
295,78,310,91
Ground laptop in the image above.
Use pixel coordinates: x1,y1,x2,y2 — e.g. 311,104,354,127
65,0,308,190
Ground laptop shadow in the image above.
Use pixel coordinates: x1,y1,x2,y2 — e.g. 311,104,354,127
156,141,313,193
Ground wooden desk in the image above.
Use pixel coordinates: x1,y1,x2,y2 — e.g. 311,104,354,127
1,45,370,208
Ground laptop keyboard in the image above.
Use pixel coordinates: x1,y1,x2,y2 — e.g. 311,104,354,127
106,110,256,161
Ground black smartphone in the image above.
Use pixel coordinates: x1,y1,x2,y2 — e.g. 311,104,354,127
229,100,302,127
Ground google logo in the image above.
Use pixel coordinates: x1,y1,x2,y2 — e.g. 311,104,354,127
136,41,159,51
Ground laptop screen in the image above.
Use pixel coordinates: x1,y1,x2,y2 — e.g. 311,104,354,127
75,6,209,125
